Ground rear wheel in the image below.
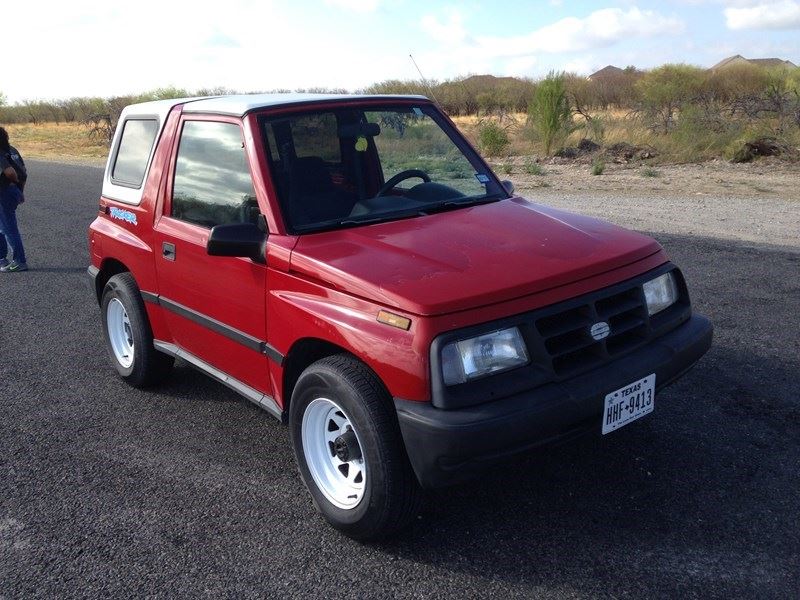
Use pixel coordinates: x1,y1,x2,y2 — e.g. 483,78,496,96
290,355,422,540
100,273,173,387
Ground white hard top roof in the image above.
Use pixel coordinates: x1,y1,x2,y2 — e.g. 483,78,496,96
123,93,430,119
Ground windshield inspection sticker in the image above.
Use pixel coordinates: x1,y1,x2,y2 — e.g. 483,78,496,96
475,173,490,184
109,207,138,226
355,136,368,152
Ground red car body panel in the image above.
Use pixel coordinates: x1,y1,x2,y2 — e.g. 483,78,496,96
290,198,663,317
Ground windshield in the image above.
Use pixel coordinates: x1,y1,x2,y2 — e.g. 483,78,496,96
260,104,506,234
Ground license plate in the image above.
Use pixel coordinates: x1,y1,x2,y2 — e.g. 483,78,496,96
601,374,656,435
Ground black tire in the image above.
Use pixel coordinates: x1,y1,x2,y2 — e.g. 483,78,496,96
289,354,422,540
100,273,173,387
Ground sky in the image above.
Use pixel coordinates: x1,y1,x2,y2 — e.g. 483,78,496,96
4,0,800,102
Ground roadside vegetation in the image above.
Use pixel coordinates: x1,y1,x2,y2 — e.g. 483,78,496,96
1,63,799,164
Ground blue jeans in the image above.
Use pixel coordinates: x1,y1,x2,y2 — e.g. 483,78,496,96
0,184,26,264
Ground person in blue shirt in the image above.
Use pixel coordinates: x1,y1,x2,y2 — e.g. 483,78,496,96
0,127,27,272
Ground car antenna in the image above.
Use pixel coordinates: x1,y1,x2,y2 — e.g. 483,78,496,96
409,54,442,108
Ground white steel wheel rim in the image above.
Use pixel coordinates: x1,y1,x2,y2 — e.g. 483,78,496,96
301,397,367,510
107,298,134,369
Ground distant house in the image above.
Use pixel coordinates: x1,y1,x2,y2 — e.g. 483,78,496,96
710,55,797,71
588,65,625,81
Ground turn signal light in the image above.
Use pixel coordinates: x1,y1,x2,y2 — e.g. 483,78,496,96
377,310,411,330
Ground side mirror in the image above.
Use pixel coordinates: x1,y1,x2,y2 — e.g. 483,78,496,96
501,180,515,195
207,222,267,263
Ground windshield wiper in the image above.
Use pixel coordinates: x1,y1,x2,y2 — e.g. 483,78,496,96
337,210,426,228
423,195,503,214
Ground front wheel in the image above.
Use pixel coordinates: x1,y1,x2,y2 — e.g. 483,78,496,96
100,273,173,387
290,355,422,540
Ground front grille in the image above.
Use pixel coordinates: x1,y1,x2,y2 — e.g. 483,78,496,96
430,264,691,409
536,284,649,377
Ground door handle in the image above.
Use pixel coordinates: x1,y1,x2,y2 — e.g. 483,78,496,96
162,242,176,261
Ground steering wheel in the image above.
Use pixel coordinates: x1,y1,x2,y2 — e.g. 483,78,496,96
377,169,431,197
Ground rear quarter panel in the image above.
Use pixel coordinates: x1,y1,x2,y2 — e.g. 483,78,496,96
90,104,184,343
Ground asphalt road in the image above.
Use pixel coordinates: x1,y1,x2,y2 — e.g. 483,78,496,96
1,161,798,599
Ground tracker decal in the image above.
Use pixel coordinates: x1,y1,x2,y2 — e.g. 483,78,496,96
109,207,138,226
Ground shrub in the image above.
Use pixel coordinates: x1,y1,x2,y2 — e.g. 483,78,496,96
642,167,659,177
477,121,510,157
528,72,574,155
524,160,546,176
591,158,605,176
664,104,746,162
500,161,513,174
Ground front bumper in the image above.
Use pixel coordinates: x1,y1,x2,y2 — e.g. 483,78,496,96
395,314,713,489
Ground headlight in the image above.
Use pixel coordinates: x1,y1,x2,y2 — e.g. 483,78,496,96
441,327,529,385
643,272,678,315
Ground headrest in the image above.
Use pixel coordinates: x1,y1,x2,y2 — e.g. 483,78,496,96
338,122,381,138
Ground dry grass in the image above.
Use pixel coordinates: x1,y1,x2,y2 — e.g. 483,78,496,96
4,122,108,162
453,110,800,164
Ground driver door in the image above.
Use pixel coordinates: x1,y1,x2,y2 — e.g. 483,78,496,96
153,116,271,395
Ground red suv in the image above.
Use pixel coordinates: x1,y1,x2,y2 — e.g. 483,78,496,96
88,94,712,539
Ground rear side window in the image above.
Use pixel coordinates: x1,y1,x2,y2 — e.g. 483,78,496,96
111,119,158,187
171,121,258,228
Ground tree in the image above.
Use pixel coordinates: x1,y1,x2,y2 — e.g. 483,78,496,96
635,64,705,133
0,91,6,106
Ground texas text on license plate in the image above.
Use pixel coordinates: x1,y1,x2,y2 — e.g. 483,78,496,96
602,374,656,435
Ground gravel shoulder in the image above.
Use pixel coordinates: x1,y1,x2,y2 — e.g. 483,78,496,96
510,160,799,250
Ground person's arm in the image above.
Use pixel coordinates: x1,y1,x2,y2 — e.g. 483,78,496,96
2,166,18,183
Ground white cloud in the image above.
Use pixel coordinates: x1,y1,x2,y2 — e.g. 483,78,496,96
676,1,761,5
562,58,594,75
420,9,469,44
724,1,800,29
1,0,416,102
486,7,684,56
419,6,684,65
502,56,539,77
323,0,380,13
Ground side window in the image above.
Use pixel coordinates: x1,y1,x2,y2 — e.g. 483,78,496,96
171,121,258,228
112,119,158,187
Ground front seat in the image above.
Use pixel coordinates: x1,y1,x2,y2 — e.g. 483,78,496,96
288,157,356,227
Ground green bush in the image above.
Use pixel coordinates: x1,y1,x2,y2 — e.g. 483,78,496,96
528,72,574,155
477,121,510,157
524,160,546,176
591,158,605,176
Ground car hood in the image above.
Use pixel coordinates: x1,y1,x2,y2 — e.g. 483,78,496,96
289,198,664,316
